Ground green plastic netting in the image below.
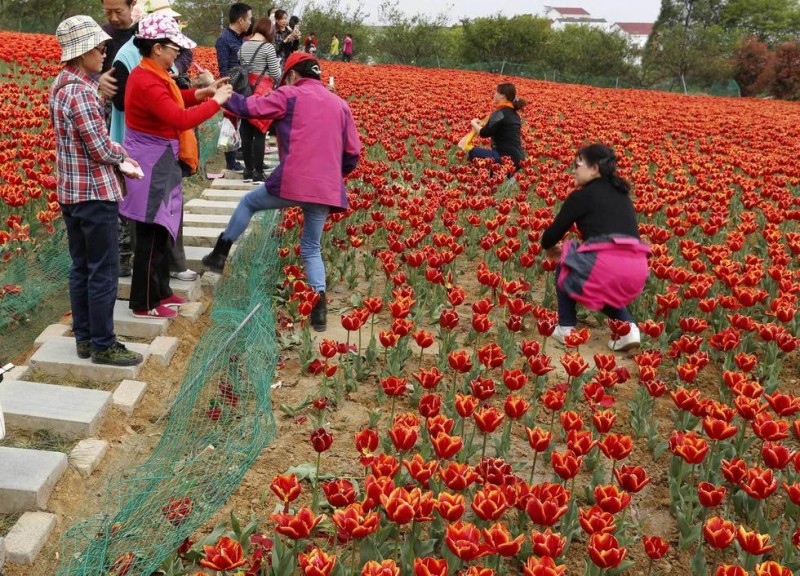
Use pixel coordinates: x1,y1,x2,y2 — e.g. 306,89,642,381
51,212,280,575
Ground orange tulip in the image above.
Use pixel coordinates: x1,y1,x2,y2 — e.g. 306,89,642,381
299,548,337,576
199,536,247,571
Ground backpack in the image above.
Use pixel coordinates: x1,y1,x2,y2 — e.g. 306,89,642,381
229,42,268,96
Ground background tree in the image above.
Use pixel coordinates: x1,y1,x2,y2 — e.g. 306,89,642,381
300,0,371,59
720,0,800,43
458,15,551,65
371,0,450,63
733,36,774,95
769,40,800,99
544,25,635,81
0,0,88,33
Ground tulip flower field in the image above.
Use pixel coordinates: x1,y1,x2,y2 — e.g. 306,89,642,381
2,30,800,576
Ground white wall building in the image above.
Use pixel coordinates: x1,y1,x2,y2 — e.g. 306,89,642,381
543,6,609,30
610,22,654,50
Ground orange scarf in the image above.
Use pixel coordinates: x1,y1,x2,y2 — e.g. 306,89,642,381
495,101,515,110
139,57,199,173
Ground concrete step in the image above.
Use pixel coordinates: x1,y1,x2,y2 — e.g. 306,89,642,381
29,337,149,383
184,198,239,215
185,244,237,271
4,511,57,565
0,380,111,440
114,299,170,339
117,275,202,301
201,188,251,202
0,447,68,514
184,213,231,229
210,178,261,189
183,226,223,247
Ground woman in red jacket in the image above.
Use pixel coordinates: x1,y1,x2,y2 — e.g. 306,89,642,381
120,12,232,318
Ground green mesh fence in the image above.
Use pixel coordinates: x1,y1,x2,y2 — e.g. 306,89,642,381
51,212,280,576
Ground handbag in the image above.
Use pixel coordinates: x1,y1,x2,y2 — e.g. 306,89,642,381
229,42,267,96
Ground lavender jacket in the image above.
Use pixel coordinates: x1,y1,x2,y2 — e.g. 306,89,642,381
225,78,361,211
557,235,651,311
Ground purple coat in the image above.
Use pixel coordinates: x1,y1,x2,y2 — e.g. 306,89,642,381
225,78,361,211
119,128,183,241
557,236,651,311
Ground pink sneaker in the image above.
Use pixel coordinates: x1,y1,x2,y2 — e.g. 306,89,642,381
132,305,177,319
160,293,187,308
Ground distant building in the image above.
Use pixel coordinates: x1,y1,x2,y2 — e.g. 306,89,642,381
543,6,608,31
611,22,654,50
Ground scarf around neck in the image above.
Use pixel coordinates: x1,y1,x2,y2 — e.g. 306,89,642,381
139,57,198,172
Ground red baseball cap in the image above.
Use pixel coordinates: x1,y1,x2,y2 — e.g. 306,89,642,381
280,51,320,85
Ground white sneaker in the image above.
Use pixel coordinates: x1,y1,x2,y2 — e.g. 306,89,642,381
608,323,641,352
170,269,199,281
551,325,576,345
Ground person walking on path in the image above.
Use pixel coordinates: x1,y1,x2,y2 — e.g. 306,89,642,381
121,13,232,319
215,2,252,172
468,82,526,172
237,16,281,183
329,33,339,60
540,143,651,352
50,15,143,366
342,33,352,61
202,52,362,332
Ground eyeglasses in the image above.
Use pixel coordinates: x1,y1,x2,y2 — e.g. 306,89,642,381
161,43,181,52
94,44,107,54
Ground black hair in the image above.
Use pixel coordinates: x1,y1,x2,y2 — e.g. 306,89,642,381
229,3,251,23
100,0,135,5
497,82,526,111
133,37,162,56
274,9,287,21
288,15,300,28
291,58,321,81
576,143,631,194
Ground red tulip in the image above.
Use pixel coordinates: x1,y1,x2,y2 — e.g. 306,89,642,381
412,366,445,390
414,557,448,576
445,521,490,561
370,453,400,478
525,426,553,452
739,466,778,499
715,566,748,576
550,449,582,480
299,548,337,576
418,393,442,418
430,431,463,460
560,351,589,377
593,484,631,514
270,507,324,540
471,484,510,521
504,394,530,419
403,453,438,488
587,532,627,569
703,516,735,549
381,375,408,396
697,482,727,507
439,462,478,491
614,464,651,493
591,409,617,433
322,479,357,507
721,457,748,485
530,528,567,558
310,428,333,452
435,491,466,521
161,496,192,527
448,349,473,373
482,522,525,557
736,525,775,555
761,441,794,469
598,433,633,461
754,561,793,576
642,535,669,560
579,505,616,535
522,556,566,576
525,482,570,527
361,560,399,576
388,423,418,451
473,405,505,433
199,536,247,571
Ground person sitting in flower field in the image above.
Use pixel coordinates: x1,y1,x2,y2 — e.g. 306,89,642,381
541,143,651,352
467,82,527,172
202,52,362,332
50,15,143,366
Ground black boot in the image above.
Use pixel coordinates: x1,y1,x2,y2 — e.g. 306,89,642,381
311,291,327,332
202,234,233,273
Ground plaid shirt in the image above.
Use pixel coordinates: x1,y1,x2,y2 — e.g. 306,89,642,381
215,27,245,77
50,66,125,204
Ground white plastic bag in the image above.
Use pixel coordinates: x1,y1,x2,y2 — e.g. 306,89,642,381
217,117,241,152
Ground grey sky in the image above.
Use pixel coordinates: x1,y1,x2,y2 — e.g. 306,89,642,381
337,0,662,25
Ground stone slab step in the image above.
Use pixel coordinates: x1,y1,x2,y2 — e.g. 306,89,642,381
210,178,260,189
185,244,237,271
117,275,202,302
184,226,224,247
0,380,111,440
201,188,251,201
113,299,169,339
4,511,57,565
184,213,231,229
29,337,149,383
0,448,68,514
184,198,239,215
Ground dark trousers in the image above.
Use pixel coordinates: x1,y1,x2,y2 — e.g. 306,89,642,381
240,119,266,173
167,207,188,272
555,264,634,326
129,221,173,310
60,200,119,351
468,147,501,163
119,215,135,268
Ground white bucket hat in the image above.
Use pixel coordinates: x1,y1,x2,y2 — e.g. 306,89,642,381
56,15,111,63
143,0,181,18
136,12,196,49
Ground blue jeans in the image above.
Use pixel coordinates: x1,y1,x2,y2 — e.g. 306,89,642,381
555,264,634,326
222,185,330,292
60,201,120,351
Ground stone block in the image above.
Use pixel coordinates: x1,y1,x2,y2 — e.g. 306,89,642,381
112,379,148,415
0,448,68,513
33,324,72,349
5,365,29,381
0,536,5,570
184,213,230,229
184,199,238,215
0,380,111,439
69,438,109,478
114,299,170,339
183,226,223,247
201,188,250,201
149,336,179,366
4,512,57,565
210,177,258,189
29,337,149,383
178,301,205,322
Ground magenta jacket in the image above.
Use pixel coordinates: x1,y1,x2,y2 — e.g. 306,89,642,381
557,236,651,311
225,78,361,211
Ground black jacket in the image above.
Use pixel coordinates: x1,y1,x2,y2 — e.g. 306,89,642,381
479,107,525,167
